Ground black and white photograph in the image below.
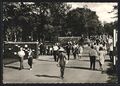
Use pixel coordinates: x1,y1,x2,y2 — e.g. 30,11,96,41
3,2,118,83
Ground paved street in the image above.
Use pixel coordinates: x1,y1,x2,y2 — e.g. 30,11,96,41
3,54,111,83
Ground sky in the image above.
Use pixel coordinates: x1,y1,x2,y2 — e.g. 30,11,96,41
66,2,118,24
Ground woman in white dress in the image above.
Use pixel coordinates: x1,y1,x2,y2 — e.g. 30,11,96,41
78,45,83,59
98,47,107,73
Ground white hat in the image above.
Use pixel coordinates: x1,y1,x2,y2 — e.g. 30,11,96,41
25,45,28,48
59,48,64,52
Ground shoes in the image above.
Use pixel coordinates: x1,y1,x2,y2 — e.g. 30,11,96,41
101,70,104,74
90,67,92,70
60,76,64,79
29,68,32,70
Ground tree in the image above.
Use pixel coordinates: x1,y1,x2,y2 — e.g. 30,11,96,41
3,2,71,42
66,7,101,37
104,22,115,36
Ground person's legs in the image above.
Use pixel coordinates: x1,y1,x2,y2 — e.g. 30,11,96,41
60,66,65,79
20,58,24,70
78,54,81,59
109,51,112,61
67,52,70,60
93,56,96,70
90,57,92,69
53,51,56,61
111,51,113,62
73,53,76,59
28,57,33,70
99,61,102,70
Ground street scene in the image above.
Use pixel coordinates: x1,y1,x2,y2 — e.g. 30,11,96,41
3,49,114,83
3,2,118,83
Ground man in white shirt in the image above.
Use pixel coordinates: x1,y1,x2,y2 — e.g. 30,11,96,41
53,43,59,61
18,47,25,70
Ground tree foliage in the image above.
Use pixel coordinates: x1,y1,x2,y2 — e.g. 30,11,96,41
3,2,115,42
66,7,102,36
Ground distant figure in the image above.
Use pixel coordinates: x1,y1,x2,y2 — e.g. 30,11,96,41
78,44,83,59
109,43,113,62
18,47,25,70
39,43,44,55
72,44,78,59
95,43,100,53
53,43,59,61
57,48,67,79
49,46,53,55
28,49,33,70
98,47,106,73
66,42,71,60
89,46,98,70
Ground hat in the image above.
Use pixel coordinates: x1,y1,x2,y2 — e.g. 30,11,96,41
59,48,64,52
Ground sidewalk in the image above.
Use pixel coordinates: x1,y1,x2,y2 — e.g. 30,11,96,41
3,55,112,83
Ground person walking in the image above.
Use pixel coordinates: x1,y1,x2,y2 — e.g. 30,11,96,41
57,48,67,79
78,44,83,60
49,46,53,55
39,43,44,55
18,47,25,70
109,43,113,62
66,42,71,60
53,43,59,61
28,49,33,70
89,45,98,70
72,44,78,59
98,47,106,73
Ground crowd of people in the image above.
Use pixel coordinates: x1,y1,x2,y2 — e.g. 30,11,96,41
15,35,114,79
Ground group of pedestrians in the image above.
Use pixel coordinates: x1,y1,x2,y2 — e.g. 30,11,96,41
52,36,113,76
88,36,113,73
17,46,34,70
52,42,84,62
15,35,113,79
39,43,53,55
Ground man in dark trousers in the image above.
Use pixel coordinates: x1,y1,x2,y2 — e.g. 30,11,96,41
57,47,67,79
28,49,34,70
72,44,78,59
53,43,59,61
66,42,71,60
89,45,98,70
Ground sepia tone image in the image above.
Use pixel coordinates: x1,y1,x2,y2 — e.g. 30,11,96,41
3,2,118,83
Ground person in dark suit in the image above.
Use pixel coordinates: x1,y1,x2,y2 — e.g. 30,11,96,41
28,49,34,70
57,48,67,79
66,42,71,60
72,44,78,59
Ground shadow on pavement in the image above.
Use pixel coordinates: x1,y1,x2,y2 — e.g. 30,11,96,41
66,66,100,71
35,74,60,78
4,65,20,70
4,65,30,70
106,63,118,83
36,59,54,62
80,59,90,62
105,59,111,62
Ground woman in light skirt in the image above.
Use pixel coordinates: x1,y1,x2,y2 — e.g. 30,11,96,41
98,47,107,73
